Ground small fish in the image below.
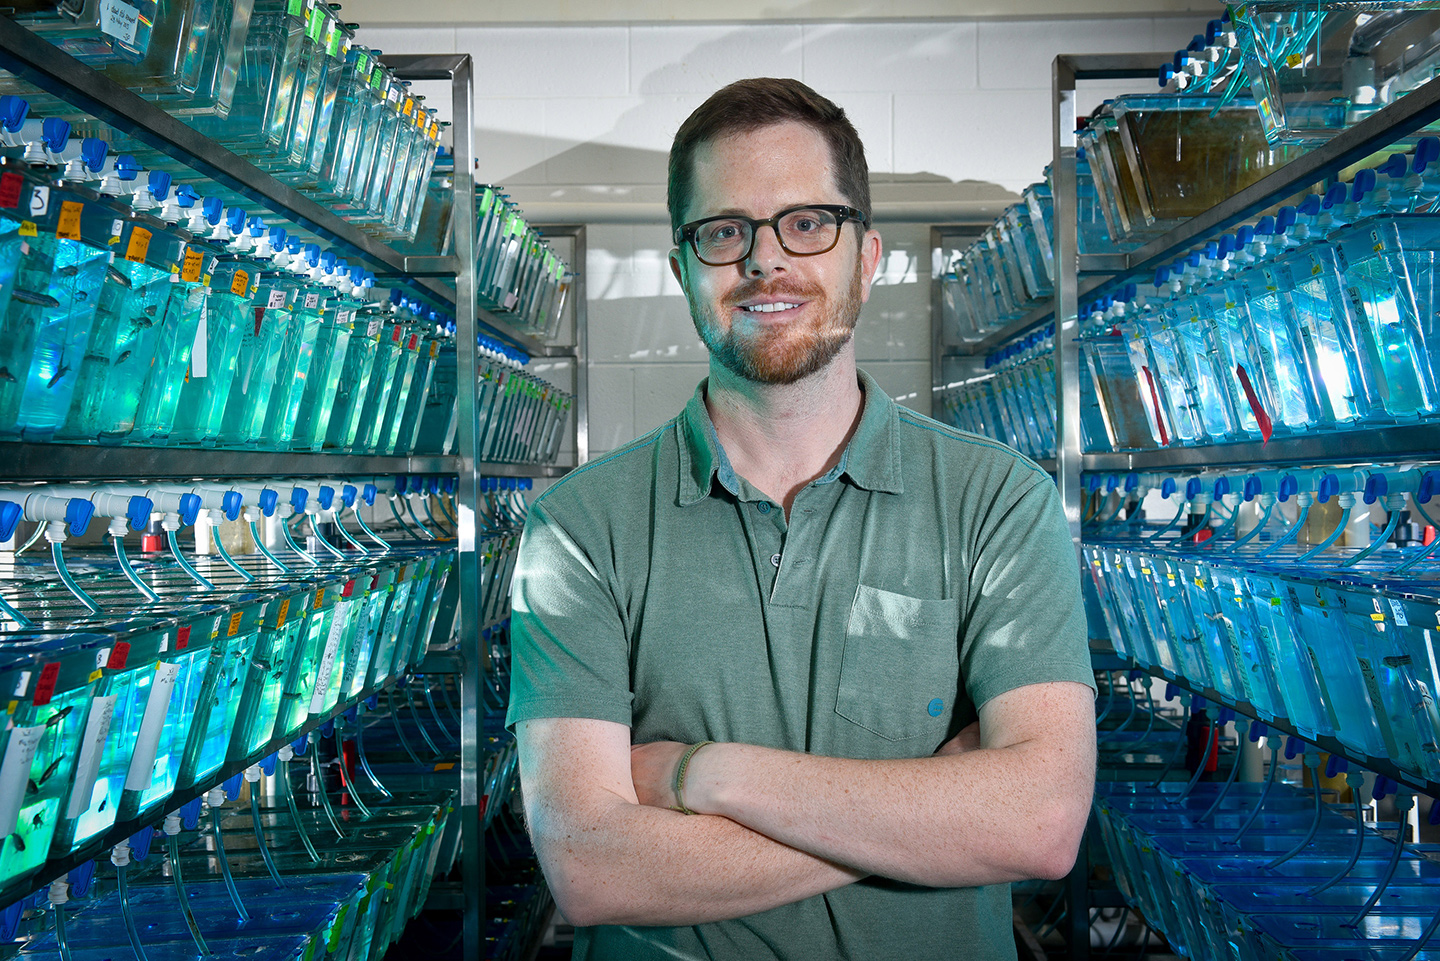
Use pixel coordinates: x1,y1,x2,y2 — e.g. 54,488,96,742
105,265,132,288
0,367,14,384
10,832,23,852
115,350,132,365
32,811,43,826
46,364,70,388
10,288,58,308
96,797,105,813
143,303,158,316
44,705,72,727
54,264,76,278
35,755,63,786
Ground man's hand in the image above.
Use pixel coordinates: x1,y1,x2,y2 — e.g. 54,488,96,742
629,740,689,809
934,721,982,757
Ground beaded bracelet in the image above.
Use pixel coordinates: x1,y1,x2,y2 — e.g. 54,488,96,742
671,740,714,815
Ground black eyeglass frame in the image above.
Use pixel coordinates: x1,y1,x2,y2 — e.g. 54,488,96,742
673,203,870,266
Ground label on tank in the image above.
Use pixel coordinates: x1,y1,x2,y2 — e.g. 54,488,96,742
0,725,43,836
56,201,82,240
267,288,287,309
125,226,151,263
367,318,382,337
65,694,117,819
191,301,208,379
229,270,249,297
124,661,180,792
0,173,22,209
181,248,203,283
28,186,48,217
99,0,140,44
1388,599,1409,627
32,663,59,706
309,612,348,714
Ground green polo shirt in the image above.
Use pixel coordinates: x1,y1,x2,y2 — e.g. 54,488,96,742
507,369,1095,961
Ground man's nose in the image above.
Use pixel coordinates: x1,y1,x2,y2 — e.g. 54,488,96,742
745,225,789,277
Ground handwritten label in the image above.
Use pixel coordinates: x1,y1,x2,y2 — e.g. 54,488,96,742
0,726,44,837
180,247,204,283
276,597,291,629
226,610,244,637
366,318,382,338
267,288,287,309
29,186,49,218
107,643,131,670
125,226,151,263
124,661,180,792
17,221,35,237
229,269,249,297
33,663,60,706
66,694,117,819
191,299,208,379
56,201,83,240
0,172,22,209
1389,598,1409,627
99,0,140,44
304,292,320,309
176,625,191,650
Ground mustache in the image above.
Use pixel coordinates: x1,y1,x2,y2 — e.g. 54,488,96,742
722,279,824,308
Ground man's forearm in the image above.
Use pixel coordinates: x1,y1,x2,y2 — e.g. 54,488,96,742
528,790,862,927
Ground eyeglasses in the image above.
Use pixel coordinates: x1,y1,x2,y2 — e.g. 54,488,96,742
673,204,868,267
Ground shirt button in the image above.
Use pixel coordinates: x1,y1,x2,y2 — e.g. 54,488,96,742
770,553,782,568
757,502,772,514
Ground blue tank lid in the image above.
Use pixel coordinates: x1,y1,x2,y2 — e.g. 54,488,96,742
65,497,94,538
0,501,19,542
80,137,107,173
126,495,151,531
40,116,69,153
146,169,171,202
176,492,201,527
0,95,28,133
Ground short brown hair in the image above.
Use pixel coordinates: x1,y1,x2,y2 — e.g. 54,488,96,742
667,78,871,233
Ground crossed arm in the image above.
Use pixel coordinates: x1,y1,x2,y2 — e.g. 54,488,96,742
514,679,1096,928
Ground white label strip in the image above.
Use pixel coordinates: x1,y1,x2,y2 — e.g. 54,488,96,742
66,694,117,820
0,725,44,837
99,0,140,44
125,662,180,792
309,609,349,713
191,300,208,380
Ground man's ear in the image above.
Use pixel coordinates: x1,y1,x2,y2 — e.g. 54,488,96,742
669,247,686,290
858,228,883,304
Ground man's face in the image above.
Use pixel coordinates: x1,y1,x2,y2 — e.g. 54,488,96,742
669,121,882,385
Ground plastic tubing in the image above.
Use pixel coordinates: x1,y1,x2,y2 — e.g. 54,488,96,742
403,496,437,540
1095,673,1119,727
113,845,150,961
52,540,102,614
250,782,285,888
1198,719,1250,821
0,591,32,628
1150,702,1191,790
1307,773,1368,896
165,827,210,956
1230,742,1283,843
1196,500,1242,548
421,496,451,538
388,497,424,540
1392,501,1440,573
354,726,392,800
1227,497,1276,552
389,688,428,768
211,528,255,582
406,686,444,758
14,522,44,555
280,515,318,567
208,794,250,921
1265,752,1325,869
332,729,372,818
1295,503,1352,563
1347,790,1415,927
309,738,346,839
1098,679,1139,746
309,514,346,560
166,529,214,590
1145,497,1187,542
277,749,321,864
113,536,160,602
332,513,370,554
1170,710,1218,805
423,681,457,746
54,900,70,961
1259,498,1311,558
1341,505,1402,568
1395,902,1440,961
352,506,391,552
248,519,291,574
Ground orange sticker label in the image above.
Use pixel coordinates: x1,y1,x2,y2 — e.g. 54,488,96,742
181,247,204,283
56,200,83,240
125,226,152,263
314,588,325,610
276,597,291,628
230,269,249,297
226,610,243,636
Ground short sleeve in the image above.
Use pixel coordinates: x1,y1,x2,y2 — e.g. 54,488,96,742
504,499,634,732
960,477,1097,710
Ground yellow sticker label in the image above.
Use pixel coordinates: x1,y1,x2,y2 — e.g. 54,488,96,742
6,701,15,715
89,669,103,683
429,340,438,358
1194,577,1205,588
227,610,244,636
1371,612,1385,622
181,247,204,283
1285,53,1303,68
277,598,291,628
230,269,250,297
125,225,152,263
433,762,454,771
56,200,83,240
18,221,36,237
314,588,325,610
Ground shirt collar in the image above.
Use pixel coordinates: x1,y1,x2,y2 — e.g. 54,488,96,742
676,368,905,507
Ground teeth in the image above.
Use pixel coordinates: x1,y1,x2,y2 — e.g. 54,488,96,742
743,302,799,313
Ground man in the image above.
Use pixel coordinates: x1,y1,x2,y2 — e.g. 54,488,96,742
506,77,1097,961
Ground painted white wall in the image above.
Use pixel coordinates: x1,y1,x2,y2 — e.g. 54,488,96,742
358,15,1208,457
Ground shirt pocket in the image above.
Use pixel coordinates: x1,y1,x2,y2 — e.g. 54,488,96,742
835,584,961,742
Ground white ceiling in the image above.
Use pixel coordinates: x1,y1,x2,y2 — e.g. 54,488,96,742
340,0,1217,27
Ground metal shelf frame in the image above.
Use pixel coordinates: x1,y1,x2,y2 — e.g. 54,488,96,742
0,26,592,960
1080,423,1440,473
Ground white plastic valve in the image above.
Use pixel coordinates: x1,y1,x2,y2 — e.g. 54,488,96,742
48,879,68,906
110,841,131,867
